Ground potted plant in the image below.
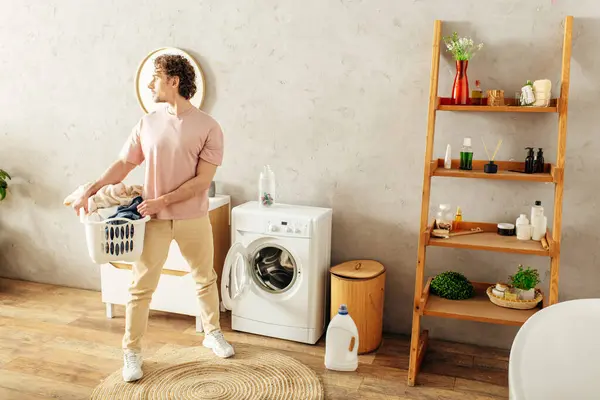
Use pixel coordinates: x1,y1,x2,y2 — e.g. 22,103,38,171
442,32,484,105
430,271,474,300
509,265,540,300
0,169,10,201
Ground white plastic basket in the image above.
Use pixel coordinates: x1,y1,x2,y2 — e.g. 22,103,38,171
80,211,151,264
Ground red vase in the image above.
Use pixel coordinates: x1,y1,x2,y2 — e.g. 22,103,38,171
452,60,470,105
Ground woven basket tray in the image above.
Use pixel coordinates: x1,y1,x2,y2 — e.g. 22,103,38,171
486,286,543,310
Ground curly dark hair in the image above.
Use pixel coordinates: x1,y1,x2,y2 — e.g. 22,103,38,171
154,54,197,100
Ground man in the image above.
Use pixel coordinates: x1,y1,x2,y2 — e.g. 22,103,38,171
71,54,234,382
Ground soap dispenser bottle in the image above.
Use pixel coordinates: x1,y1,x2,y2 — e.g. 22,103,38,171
535,148,545,173
524,147,535,174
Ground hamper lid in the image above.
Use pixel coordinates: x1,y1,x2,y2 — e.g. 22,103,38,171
331,260,385,279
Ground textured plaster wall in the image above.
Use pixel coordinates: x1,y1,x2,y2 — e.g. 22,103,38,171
1,0,598,348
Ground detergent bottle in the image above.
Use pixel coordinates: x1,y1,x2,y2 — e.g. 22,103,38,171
258,165,276,207
325,304,359,371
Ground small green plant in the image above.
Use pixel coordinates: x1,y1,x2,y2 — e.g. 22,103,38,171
0,169,10,201
443,32,484,61
509,265,540,290
430,271,474,300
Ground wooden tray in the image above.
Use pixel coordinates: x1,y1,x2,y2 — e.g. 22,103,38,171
486,286,543,310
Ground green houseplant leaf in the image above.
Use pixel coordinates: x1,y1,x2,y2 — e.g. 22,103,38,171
509,265,540,290
430,271,474,300
0,169,10,201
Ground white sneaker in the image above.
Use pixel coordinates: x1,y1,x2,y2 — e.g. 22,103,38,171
122,351,143,382
203,330,235,358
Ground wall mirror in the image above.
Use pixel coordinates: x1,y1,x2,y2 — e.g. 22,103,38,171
135,47,206,113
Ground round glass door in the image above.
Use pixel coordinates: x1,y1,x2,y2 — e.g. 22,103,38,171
250,244,298,293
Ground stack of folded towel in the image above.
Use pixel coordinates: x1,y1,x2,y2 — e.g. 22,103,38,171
532,79,552,107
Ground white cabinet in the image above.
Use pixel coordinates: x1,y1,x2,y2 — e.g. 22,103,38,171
100,195,231,333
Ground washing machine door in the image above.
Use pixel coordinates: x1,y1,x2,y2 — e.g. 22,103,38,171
221,242,250,311
247,241,299,295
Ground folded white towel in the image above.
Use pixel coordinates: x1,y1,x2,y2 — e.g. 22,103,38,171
532,79,552,106
533,79,551,92
64,182,143,213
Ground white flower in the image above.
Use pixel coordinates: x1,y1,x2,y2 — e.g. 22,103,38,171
444,33,484,60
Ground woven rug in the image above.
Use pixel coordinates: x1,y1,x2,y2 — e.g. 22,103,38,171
91,344,324,399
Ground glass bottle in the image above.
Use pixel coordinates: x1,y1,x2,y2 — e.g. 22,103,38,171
471,80,482,105
455,206,462,222
435,204,454,231
459,137,473,170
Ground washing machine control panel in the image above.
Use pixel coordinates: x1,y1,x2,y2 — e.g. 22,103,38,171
265,219,310,237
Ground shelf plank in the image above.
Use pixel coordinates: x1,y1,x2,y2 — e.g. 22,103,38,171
437,97,558,113
427,221,551,256
432,159,554,182
423,281,542,326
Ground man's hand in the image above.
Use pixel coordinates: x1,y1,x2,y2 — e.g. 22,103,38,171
72,193,91,215
72,159,138,216
137,197,167,217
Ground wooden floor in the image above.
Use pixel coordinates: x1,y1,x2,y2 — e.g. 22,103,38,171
0,278,509,399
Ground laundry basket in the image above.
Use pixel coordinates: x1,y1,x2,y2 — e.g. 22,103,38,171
80,212,151,264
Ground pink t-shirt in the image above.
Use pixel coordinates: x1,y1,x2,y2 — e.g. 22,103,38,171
120,105,224,220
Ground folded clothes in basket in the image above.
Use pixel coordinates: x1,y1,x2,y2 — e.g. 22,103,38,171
107,196,144,225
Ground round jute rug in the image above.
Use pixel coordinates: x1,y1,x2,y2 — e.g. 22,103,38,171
91,344,324,399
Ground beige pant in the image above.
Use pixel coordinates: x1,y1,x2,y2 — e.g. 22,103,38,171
122,215,220,352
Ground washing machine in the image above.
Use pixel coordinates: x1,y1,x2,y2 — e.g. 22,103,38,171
221,201,332,344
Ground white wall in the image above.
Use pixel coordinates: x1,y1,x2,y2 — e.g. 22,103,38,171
1,0,598,348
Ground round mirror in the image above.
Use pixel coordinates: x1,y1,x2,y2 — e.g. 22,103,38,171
135,47,206,113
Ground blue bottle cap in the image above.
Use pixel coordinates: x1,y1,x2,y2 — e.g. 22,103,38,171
338,304,348,315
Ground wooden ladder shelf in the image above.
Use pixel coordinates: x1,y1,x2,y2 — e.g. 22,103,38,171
407,16,573,386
